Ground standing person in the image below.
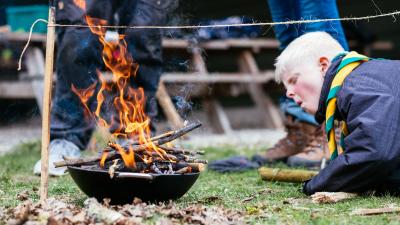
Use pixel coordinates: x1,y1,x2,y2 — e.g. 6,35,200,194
253,0,349,168
33,0,178,176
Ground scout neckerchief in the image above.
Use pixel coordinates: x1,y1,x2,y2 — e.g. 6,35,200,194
325,51,370,160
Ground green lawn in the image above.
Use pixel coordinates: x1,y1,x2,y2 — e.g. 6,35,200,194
1,141,400,224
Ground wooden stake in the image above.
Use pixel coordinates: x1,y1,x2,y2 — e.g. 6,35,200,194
40,6,56,201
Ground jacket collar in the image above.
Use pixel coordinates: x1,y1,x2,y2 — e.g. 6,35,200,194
314,54,345,124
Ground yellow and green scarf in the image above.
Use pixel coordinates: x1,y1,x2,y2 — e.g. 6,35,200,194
326,51,370,160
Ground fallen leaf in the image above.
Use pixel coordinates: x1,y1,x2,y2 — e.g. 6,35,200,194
246,206,260,215
11,200,31,225
16,191,29,201
197,196,222,204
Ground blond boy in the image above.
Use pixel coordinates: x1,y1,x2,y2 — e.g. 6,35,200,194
276,32,400,195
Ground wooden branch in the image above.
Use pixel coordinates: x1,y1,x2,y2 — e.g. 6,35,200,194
351,207,400,216
141,121,202,147
181,157,208,164
54,156,100,168
158,145,205,155
187,163,206,172
311,192,358,204
258,167,318,183
128,130,175,146
175,166,191,174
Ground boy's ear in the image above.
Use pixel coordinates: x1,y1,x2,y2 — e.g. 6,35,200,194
319,57,330,74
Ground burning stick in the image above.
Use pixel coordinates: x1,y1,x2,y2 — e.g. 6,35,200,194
158,145,205,155
121,121,202,149
127,130,175,145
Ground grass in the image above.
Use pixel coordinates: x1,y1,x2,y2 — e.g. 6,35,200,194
2,142,400,224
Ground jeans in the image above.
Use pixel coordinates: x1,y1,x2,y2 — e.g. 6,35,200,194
267,0,349,50
50,0,178,149
267,0,348,125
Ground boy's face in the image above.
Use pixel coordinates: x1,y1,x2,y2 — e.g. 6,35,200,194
281,57,330,115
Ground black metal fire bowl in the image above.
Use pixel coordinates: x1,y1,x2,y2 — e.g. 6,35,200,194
68,166,200,204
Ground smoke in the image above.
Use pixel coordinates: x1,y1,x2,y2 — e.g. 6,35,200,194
172,85,194,120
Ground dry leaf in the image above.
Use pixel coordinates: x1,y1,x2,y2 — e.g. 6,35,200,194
16,191,29,201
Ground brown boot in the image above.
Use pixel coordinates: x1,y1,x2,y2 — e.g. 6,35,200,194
252,116,318,164
287,126,330,169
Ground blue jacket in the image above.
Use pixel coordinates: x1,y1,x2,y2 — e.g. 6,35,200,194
304,55,400,195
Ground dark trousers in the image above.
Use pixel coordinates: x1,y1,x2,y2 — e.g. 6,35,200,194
50,0,177,149
266,0,349,126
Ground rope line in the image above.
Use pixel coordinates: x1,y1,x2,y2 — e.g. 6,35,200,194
18,19,48,71
48,10,400,29
17,10,400,70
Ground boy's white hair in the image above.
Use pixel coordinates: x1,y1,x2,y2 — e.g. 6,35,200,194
274,32,345,83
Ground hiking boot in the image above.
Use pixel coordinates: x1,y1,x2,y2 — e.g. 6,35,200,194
252,116,318,165
33,139,81,176
287,126,330,169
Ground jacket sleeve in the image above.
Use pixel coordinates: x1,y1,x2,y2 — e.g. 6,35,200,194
303,78,400,195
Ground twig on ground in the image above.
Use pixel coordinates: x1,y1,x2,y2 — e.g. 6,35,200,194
351,207,400,216
241,188,273,203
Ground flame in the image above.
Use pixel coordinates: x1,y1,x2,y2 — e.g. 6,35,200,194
100,152,108,167
71,82,97,120
73,0,86,11
71,15,167,170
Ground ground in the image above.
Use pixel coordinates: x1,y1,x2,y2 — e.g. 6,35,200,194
2,141,400,224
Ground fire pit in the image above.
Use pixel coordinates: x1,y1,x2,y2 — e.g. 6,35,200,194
68,166,200,204
56,122,206,204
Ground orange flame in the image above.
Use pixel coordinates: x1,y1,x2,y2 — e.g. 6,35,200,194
71,82,97,120
71,15,167,169
73,0,86,11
